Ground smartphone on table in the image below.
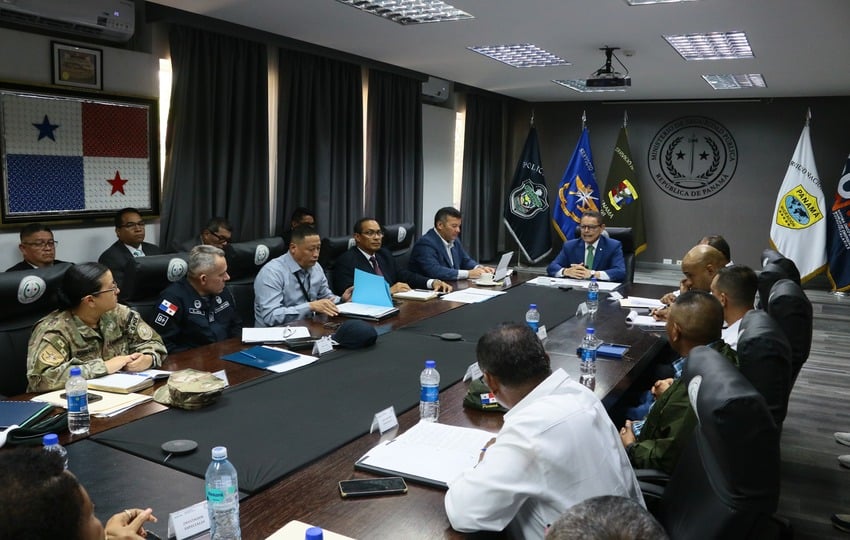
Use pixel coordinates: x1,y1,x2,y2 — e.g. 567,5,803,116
338,476,408,498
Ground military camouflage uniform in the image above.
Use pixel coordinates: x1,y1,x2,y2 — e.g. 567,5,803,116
26,303,167,392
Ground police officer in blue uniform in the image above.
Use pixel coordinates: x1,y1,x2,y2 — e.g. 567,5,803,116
154,245,242,353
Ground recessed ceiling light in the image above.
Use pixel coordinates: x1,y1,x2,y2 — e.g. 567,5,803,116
702,73,766,90
625,0,698,4
664,31,753,60
335,0,473,25
468,44,570,68
552,79,628,93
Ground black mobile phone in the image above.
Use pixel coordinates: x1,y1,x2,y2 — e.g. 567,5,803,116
338,477,408,498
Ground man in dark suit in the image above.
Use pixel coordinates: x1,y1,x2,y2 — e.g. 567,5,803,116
5,223,67,272
546,211,625,282
408,207,493,282
98,207,162,299
173,216,234,252
332,218,452,296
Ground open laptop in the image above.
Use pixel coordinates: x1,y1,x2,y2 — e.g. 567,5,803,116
493,251,514,281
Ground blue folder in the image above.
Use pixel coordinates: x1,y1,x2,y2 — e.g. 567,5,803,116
222,346,300,370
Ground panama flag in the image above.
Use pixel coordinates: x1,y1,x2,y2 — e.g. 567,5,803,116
827,154,850,292
1,92,151,214
553,126,600,241
158,299,178,316
769,121,827,282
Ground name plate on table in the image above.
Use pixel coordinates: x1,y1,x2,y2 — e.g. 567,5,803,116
168,500,209,540
370,405,398,434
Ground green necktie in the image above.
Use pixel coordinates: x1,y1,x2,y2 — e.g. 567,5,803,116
585,244,595,268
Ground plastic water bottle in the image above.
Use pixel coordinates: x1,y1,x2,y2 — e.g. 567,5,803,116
42,433,68,469
579,327,601,389
66,366,90,435
419,360,440,422
305,527,323,540
587,276,599,315
205,446,241,540
525,304,541,332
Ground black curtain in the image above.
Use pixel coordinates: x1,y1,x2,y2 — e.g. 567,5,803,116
159,26,269,250
365,70,423,227
276,51,363,238
461,93,505,262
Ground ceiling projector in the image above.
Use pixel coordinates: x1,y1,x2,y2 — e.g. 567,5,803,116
586,46,631,88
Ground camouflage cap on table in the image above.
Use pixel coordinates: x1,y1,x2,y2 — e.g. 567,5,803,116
153,369,226,410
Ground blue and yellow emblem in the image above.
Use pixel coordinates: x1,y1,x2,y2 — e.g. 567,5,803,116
775,184,824,229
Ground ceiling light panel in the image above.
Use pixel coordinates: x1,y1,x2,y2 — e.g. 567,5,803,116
335,0,474,25
702,73,766,90
664,31,753,60
552,79,628,93
625,0,698,4
469,44,570,68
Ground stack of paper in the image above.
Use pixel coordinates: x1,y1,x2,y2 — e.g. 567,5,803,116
527,276,621,291
32,389,152,418
441,288,506,304
87,373,154,394
392,289,438,301
242,326,312,343
618,296,665,309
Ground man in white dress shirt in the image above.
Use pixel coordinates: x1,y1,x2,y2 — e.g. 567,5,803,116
710,264,757,350
444,323,643,539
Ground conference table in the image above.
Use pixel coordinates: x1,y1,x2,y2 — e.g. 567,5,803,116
20,274,672,540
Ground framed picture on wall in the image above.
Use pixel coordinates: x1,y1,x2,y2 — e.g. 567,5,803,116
0,83,160,224
51,41,103,90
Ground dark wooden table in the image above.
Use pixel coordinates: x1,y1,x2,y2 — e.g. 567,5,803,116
14,276,671,539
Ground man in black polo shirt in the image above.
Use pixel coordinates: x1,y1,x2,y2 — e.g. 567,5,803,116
154,245,242,352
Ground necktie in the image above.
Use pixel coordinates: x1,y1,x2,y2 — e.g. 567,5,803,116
446,243,455,268
369,256,384,276
585,245,595,268
133,249,143,257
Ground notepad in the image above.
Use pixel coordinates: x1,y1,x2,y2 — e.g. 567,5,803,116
0,401,53,429
392,289,438,301
31,390,152,417
87,373,154,394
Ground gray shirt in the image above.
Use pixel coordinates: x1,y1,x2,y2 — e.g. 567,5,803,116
253,252,339,327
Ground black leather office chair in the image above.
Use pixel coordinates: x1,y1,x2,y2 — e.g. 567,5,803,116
570,226,636,283
0,263,72,397
382,222,416,268
123,254,190,324
767,279,813,384
319,235,355,283
737,310,793,428
226,237,286,281
757,259,801,309
644,345,787,539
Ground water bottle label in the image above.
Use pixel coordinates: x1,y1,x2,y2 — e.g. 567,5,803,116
527,321,539,332
67,394,88,414
582,348,596,362
588,291,598,302
206,485,236,503
420,385,439,402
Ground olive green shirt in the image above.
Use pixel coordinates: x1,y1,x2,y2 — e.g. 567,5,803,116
27,304,167,392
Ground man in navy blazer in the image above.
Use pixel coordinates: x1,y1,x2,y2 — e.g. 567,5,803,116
408,207,494,282
332,218,452,295
547,211,626,282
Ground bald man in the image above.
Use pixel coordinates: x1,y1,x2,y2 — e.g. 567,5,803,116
710,265,757,350
652,244,727,321
620,291,737,474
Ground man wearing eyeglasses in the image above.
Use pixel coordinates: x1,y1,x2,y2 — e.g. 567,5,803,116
546,211,625,282
98,207,162,299
174,217,234,252
331,218,452,296
5,223,67,272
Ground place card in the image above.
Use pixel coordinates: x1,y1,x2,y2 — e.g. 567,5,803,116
167,500,209,540
536,325,548,340
463,362,483,382
370,405,398,434
312,336,334,356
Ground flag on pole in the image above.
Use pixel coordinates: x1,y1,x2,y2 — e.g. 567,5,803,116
553,127,600,241
769,122,827,282
599,126,647,255
827,154,850,292
503,126,552,263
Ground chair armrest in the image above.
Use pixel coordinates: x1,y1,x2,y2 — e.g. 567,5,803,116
634,468,671,486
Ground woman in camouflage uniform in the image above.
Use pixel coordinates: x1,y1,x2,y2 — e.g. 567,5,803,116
26,262,167,392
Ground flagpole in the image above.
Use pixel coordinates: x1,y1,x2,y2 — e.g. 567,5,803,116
530,109,535,127
623,110,628,128
582,110,587,130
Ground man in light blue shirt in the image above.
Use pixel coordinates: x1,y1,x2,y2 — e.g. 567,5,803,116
254,225,352,327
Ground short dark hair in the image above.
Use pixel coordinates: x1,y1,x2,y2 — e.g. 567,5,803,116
581,210,605,225
700,234,731,263
59,262,109,309
353,217,380,234
546,495,668,540
290,207,315,224
714,265,757,309
672,290,724,344
0,447,87,540
476,323,551,387
434,207,462,227
205,216,232,234
290,224,320,244
114,207,141,228
19,222,53,242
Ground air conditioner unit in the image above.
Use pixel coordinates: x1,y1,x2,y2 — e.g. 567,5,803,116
0,0,135,42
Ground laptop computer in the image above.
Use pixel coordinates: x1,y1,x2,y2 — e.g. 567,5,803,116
493,251,514,281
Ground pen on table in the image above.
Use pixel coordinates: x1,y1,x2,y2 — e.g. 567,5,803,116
240,351,259,359
603,342,631,348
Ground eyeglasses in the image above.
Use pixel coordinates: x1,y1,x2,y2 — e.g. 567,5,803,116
359,230,384,238
579,225,601,231
91,282,119,297
206,230,232,244
22,240,58,248
120,221,145,229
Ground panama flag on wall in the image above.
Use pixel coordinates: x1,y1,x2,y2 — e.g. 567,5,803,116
1,92,151,215
769,120,827,282
553,124,600,241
